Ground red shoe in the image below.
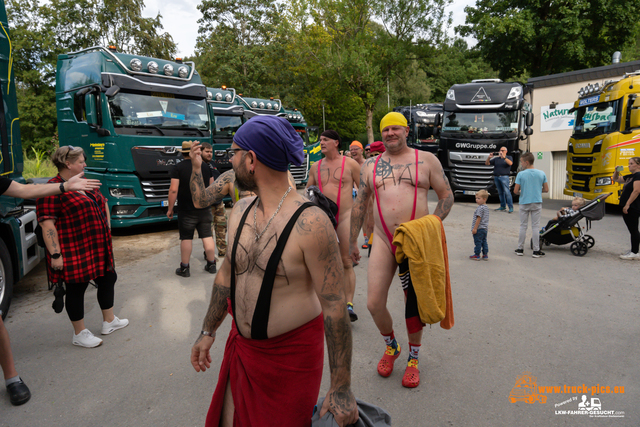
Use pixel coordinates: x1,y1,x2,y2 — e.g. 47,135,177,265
402,358,420,388
362,243,369,249
377,344,401,377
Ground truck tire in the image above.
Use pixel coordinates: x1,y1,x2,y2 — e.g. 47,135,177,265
0,239,14,320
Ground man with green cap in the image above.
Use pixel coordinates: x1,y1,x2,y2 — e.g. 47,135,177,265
349,112,454,388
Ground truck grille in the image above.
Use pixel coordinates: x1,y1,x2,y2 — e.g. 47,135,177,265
449,161,494,191
570,174,592,192
140,178,171,201
290,153,309,183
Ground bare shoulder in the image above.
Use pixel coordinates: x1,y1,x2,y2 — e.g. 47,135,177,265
345,157,360,169
228,196,256,227
295,204,332,236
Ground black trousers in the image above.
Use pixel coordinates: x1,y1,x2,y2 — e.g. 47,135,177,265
622,210,640,253
65,271,117,322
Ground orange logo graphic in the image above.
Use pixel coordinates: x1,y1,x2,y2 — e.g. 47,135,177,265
509,372,547,404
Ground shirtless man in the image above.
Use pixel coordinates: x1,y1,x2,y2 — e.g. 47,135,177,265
350,141,366,166
349,112,454,388
188,117,358,427
307,130,361,322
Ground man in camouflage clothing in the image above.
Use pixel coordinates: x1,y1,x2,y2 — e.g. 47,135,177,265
201,142,227,257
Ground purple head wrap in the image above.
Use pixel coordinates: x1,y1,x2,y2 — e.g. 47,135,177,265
233,116,304,172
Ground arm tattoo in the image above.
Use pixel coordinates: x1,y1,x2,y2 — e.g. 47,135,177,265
202,283,230,332
350,172,370,245
433,170,454,220
324,314,353,388
191,169,232,208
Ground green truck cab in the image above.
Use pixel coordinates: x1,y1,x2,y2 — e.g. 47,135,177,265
56,46,211,227
0,0,44,317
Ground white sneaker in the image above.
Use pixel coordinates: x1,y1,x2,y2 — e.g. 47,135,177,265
73,329,103,348
619,252,640,260
101,316,129,335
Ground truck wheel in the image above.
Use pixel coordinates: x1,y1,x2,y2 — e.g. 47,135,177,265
0,239,14,320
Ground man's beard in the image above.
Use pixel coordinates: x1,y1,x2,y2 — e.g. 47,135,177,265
234,159,258,193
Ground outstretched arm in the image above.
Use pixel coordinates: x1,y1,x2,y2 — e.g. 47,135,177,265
428,154,454,220
190,256,231,373
298,207,358,427
3,172,101,199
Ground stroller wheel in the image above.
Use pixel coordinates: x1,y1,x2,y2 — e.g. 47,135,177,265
570,241,588,257
583,234,595,249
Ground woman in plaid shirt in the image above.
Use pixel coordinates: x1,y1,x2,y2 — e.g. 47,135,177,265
37,146,129,348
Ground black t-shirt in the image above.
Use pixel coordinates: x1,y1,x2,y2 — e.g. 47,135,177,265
205,161,222,206
619,172,640,212
169,159,211,211
0,176,12,195
490,156,512,176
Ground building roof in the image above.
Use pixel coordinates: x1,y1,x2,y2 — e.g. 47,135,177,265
528,60,640,88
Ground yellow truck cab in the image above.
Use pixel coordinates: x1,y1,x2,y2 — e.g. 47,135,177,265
565,71,640,204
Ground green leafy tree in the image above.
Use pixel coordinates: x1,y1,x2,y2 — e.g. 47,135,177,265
458,0,640,80
303,0,451,144
194,0,281,95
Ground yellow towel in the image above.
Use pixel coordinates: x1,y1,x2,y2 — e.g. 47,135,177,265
393,215,451,326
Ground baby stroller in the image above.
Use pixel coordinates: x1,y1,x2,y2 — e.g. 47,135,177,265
534,193,612,257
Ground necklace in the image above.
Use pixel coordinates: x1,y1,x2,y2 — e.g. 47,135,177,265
254,186,292,241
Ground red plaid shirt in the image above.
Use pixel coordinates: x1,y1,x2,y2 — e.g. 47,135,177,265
36,174,114,284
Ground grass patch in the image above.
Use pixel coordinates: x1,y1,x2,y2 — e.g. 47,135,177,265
23,151,58,179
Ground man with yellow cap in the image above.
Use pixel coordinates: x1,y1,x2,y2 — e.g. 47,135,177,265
349,112,454,388
307,130,362,322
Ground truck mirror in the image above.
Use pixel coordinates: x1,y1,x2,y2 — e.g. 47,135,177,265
524,127,533,136
84,93,98,126
630,97,640,129
434,113,442,127
105,85,120,97
526,112,534,127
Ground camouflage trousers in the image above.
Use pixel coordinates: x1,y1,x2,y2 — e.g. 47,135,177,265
212,203,227,257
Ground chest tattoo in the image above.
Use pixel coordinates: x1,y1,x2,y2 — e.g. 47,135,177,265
375,157,424,189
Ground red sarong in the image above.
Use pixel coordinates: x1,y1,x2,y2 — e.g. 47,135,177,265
205,313,325,427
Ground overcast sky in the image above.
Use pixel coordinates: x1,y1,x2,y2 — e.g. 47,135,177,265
142,0,477,58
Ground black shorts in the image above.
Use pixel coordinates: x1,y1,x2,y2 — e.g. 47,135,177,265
178,209,213,240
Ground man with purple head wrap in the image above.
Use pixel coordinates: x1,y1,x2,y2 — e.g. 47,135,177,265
233,116,304,172
188,116,358,427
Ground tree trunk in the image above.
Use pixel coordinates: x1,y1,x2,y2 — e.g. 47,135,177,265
366,106,374,145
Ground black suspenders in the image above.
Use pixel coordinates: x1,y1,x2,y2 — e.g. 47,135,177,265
230,200,314,340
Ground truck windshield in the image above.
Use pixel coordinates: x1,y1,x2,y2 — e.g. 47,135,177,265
442,111,519,134
416,123,437,142
109,93,209,130
572,100,619,138
214,114,243,136
294,128,310,145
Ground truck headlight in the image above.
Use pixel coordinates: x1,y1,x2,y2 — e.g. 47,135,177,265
446,89,455,101
147,61,159,74
130,58,142,71
163,64,174,76
595,177,612,186
507,87,522,99
178,66,188,78
110,188,136,198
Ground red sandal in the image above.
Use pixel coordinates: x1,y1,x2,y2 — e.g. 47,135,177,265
402,359,420,388
377,345,401,377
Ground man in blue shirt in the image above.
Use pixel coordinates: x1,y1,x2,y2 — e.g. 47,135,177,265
486,147,514,213
514,152,549,257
